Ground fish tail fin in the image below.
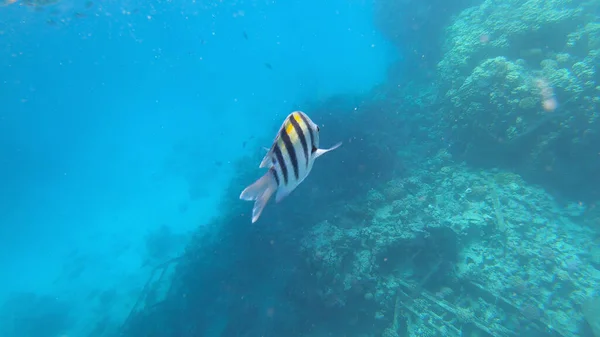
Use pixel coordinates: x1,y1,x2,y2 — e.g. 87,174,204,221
240,170,278,223
315,141,342,159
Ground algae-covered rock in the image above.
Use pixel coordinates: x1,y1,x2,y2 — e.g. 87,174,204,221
447,56,541,144
300,159,600,336
438,0,585,84
437,0,600,200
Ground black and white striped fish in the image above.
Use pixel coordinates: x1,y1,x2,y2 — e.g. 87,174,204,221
240,111,342,223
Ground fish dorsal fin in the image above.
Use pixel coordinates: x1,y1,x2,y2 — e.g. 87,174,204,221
314,141,342,159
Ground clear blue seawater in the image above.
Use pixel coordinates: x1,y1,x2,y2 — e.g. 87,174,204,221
1,0,393,335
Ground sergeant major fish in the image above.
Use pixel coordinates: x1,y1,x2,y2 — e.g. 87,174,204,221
240,111,342,223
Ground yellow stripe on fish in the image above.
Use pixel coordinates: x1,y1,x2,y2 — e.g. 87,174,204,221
285,123,299,144
285,121,295,136
277,138,288,158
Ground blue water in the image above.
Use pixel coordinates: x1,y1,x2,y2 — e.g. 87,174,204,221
3,0,600,337
1,0,393,335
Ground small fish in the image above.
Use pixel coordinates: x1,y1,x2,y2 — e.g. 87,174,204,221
264,63,272,70
240,111,341,223
243,31,248,39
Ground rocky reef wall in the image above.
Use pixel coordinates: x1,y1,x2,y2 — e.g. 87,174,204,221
435,0,600,201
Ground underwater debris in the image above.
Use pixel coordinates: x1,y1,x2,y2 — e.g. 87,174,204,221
381,291,401,337
121,257,182,334
395,279,509,337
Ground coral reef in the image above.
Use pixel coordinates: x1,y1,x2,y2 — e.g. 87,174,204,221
437,0,600,200
301,149,600,336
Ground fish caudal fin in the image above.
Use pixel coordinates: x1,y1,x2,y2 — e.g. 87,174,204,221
240,171,278,223
315,141,342,159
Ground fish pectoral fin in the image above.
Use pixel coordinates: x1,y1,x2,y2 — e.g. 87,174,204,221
315,141,342,159
275,186,293,203
259,148,272,168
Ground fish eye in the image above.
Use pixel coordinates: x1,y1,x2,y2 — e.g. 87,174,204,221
316,126,320,132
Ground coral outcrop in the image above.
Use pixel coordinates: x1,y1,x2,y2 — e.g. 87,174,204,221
437,0,600,200
301,149,600,336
